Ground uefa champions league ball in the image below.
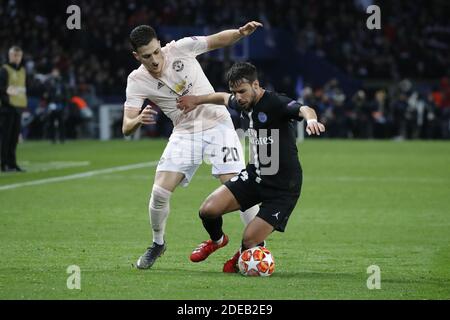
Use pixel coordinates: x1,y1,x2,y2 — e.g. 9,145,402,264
238,246,275,277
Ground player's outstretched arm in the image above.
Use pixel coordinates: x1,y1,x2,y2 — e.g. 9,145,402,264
206,21,263,51
122,105,157,136
299,106,326,136
176,93,231,113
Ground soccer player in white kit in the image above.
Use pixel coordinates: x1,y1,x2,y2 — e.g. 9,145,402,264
122,22,263,269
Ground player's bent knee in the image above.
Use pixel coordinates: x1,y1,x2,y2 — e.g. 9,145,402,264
199,200,221,218
149,184,172,210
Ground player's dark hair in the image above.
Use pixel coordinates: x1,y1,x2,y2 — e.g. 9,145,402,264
130,25,157,51
226,62,258,87
9,46,22,52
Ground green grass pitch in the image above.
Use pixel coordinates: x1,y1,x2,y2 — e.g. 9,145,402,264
0,139,449,299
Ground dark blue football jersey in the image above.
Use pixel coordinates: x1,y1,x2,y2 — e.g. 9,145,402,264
228,90,303,191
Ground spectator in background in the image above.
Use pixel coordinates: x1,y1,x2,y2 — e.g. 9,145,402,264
332,89,347,138
66,95,94,139
349,90,372,138
438,77,450,139
391,79,412,140
44,68,68,143
321,79,347,138
424,91,439,139
300,86,314,106
0,46,27,172
371,89,390,139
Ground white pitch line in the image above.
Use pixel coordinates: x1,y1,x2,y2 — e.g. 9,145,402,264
0,161,159,191
19,160,91,173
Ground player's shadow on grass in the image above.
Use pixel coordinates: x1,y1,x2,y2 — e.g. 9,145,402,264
134,266,229,276
141,267,359,279
272,271,359,280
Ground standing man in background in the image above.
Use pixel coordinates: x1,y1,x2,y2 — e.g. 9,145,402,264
0,46,27,172
45,67,68,144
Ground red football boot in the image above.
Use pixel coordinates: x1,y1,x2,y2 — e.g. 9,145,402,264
190,234,229,262
223,250,240,273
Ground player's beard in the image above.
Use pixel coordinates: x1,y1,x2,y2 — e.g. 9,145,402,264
247,88,258,109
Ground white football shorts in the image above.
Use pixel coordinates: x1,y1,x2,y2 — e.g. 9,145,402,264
156,120,245,187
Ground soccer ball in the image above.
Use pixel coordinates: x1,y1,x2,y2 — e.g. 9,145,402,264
238,246,275,277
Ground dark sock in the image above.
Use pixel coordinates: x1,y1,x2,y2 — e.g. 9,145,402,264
199,212,223,242
241,240,265,252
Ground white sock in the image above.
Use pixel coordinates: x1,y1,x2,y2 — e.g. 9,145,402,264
149,185,172,245
239,205,259,226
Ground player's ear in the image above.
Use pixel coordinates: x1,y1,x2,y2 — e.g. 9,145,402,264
132,51,140,62
252,80,260,90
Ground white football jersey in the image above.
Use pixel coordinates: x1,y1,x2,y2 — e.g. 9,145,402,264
124,36,231,133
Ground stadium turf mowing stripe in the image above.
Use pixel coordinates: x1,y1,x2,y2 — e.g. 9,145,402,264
0,161,158,191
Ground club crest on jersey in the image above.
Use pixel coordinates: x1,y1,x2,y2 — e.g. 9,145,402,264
157,82,164,90
258,112,268,123
172,60,184,72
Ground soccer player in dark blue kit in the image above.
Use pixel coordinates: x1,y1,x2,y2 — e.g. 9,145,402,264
176,62,325,272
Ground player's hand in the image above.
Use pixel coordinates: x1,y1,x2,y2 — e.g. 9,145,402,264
176,95,200,114
139,105,158,125
239,21,263,36
306,119,326,136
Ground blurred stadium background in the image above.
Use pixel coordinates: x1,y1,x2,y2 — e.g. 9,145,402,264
1,0,449,300
1,0,450,141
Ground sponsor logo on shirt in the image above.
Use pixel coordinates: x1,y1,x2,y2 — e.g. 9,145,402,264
174,79,187,93
248,128,274,145
180,83,193,96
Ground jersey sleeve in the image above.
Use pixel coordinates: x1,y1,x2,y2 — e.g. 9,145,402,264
124,76,145,109
173,36,209,57
278,95,304,121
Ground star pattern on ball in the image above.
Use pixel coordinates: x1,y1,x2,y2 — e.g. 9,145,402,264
238,246,275,277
